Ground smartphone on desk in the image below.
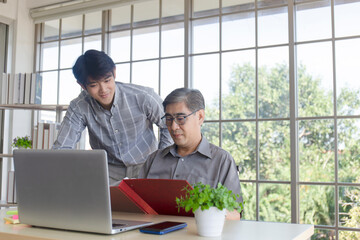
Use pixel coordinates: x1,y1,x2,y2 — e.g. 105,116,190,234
139,221,187,235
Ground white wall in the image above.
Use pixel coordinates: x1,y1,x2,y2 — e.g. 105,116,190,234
0,0,35,200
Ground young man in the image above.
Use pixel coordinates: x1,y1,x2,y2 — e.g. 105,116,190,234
138,88,242,219
53,50,173,184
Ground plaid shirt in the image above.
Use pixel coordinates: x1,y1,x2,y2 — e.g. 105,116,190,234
53,82,173,166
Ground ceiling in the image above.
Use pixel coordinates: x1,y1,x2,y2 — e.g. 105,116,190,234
27,0,71,9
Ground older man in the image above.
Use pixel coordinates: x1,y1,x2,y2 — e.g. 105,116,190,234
139,88,243,219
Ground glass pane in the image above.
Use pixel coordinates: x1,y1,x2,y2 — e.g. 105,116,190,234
313,229,336,240
59,70,80,105
133,26,159,60
222,12,255,50
335,39,360,116
84,35,101,52
338,119,360,183
258,7,288,46
160,58,184,99
60,38,82,69
297,42,333,117
111,5,131,30
257,0,287,8
41,71,58,104
162,0,184,21
339,230,360,240
43,20,59,41
259,183,291,223
259,121,290,181
300,185,335,226
133,0,159,26
299,119,335,182
222,50,255,119
296,1,331,42
132,60,159,92
41,42,59,71
258,46,289,118
335,0,360,38
339,186,360,230
192,17,219,54
202,122,219,146
61,15,82,38
84,11,102,34
161,23,184,57
222,121,256,180
110,31,130,63
240,182,256,220
193,0,219,18
222,0,254,13
115,63,130,84
192,54,219,119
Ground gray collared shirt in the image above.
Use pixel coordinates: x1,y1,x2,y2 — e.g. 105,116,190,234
138,136,242,201
53,82,173,166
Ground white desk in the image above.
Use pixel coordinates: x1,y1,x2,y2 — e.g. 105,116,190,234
0,209,314,240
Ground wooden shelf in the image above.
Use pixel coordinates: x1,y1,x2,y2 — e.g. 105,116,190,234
0,154,13,158
0,104,68,111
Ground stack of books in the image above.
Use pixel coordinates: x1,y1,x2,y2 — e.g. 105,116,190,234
32,122,59,149
0,72,42,105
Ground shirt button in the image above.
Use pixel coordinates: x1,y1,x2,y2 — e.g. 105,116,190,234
175,175,179,178
115,129,119,133
180,158,184,162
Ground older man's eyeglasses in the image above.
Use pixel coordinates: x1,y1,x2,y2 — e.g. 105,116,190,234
161,110,199,126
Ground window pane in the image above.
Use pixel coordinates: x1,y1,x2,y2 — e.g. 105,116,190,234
339,186,360,230
297,42,333,117
222,50,255,119
115,63,130,84
240,182,256,220
133,0,159,26
110,31,130,63
299,119,335,182
160,58,184,99
161,23,184,57
111,5,131,30
296,1,331,42
202,122,219,146
313,229,336,240
339,230,360,240
338,119,360,183
222,12,255,50
193,0,219,18
43,20,59,41
258,7,288,46
222,121,256,180
132,60,159,92
192,17,219,54
222,0,254,13
259,121,290,181
61,15,82,38
258,46,289,118
41,42,59,71
59,70,80,105
335,39,360,116
133,26,159,60
162,0,184,21
192,54,219,119
41,71,58,104
259,183,291,223
60,38,82,69
335,0,360,38
300,185,335,226
84,11,102,34
84,35,101,52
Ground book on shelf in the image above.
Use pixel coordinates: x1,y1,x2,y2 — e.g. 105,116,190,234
33,122,59,149
7,171,16,204
0,73,8,104
110,178,194,217
24,73,32,104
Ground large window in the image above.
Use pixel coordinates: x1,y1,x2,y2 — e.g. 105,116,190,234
35,0,360,239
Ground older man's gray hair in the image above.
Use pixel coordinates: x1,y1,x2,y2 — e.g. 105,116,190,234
163,88,205,112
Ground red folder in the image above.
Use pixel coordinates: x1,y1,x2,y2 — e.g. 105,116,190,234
110,179,194,217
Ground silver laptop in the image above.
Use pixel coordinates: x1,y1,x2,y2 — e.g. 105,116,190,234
13,149,152,234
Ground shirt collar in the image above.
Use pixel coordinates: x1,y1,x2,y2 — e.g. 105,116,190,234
161,135,212,159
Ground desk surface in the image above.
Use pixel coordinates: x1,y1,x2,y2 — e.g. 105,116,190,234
0,209,313,240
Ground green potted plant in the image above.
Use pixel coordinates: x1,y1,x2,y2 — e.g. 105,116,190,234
176,182,244,237
12,136,32,149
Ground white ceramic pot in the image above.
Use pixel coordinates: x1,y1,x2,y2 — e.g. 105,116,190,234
194,207,226,237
